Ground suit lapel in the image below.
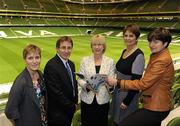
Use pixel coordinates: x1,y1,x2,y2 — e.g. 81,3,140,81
91,55,106,75
24,68,40,108
99,55,105,74
90,55,96,75
54,55,72,85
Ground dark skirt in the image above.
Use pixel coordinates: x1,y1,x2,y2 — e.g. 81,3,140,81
81,97,109,126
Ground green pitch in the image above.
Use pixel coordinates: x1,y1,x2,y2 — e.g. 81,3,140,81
0,27,179,84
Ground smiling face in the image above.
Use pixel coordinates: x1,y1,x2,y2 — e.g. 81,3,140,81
147,27,172,54
23,44,41,72
149,39,167,54
92,43,104,56
25,51,41,71
123,30,137,47
56,41,72,60
91,34,106,56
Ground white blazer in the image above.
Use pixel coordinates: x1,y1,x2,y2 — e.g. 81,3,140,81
78,55,116,105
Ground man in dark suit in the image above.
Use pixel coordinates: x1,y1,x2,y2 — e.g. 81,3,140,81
44,36,78,126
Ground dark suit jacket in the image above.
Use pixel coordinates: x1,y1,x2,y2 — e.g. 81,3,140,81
5,68,47,126
44,54,78,126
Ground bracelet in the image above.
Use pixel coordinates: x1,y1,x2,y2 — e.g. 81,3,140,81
116,79,121,89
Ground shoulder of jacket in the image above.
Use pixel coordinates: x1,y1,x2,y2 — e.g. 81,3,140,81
82,55,92,61
103,55,114,62
13,73,27,87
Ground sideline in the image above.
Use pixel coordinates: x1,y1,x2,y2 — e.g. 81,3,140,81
0,57,180,94
0,83,11,105
0,83,12,95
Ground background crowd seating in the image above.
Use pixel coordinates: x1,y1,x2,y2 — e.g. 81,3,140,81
0,0,179,30
0,0,179,126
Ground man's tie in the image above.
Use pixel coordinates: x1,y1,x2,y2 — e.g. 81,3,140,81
65,62,75,96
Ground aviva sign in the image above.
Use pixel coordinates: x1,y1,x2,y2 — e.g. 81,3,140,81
0,30,58,38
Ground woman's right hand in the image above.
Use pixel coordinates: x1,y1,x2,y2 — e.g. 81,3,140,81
120,102,127,109
86,84,91,92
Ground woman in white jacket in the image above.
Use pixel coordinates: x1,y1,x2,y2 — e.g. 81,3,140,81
78,34,116,126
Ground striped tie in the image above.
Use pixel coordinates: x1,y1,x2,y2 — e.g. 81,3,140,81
65,62,75,96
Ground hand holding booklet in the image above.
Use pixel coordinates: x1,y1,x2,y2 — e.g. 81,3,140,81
75,73,108,93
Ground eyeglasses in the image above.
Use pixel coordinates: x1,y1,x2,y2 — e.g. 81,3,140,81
59,46,72,51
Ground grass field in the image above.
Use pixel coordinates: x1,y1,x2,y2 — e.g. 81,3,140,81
0,27,180,84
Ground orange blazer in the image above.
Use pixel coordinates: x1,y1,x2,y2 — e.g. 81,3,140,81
120,48,174,111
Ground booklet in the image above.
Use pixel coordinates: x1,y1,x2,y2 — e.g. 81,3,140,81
75,73,107,93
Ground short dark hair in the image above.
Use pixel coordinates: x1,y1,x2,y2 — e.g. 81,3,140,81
23,44,41,59
56,36,73,48
147,27,172,48
123,24,140,39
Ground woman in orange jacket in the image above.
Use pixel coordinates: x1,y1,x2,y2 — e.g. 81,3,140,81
107,27,174,126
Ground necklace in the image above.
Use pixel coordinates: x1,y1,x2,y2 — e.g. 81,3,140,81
94,55,102,66
123,46,138,59
30,71,39,87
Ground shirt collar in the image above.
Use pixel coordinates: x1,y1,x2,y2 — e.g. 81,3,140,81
57,53,68,66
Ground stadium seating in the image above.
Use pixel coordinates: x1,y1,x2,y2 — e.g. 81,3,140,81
0,0,179,30
0,1,180,126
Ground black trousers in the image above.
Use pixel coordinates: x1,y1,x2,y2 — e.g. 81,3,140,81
119,108,170,126
81,97,109,126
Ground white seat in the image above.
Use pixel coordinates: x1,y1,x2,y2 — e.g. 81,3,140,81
0,113,13,126
161,106,180,126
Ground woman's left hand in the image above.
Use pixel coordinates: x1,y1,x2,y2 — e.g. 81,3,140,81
106,77,117,86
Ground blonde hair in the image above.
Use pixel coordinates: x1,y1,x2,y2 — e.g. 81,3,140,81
91,34,106,53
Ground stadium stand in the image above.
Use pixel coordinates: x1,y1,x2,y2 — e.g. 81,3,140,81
0,0,179,30
0,1,180,126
